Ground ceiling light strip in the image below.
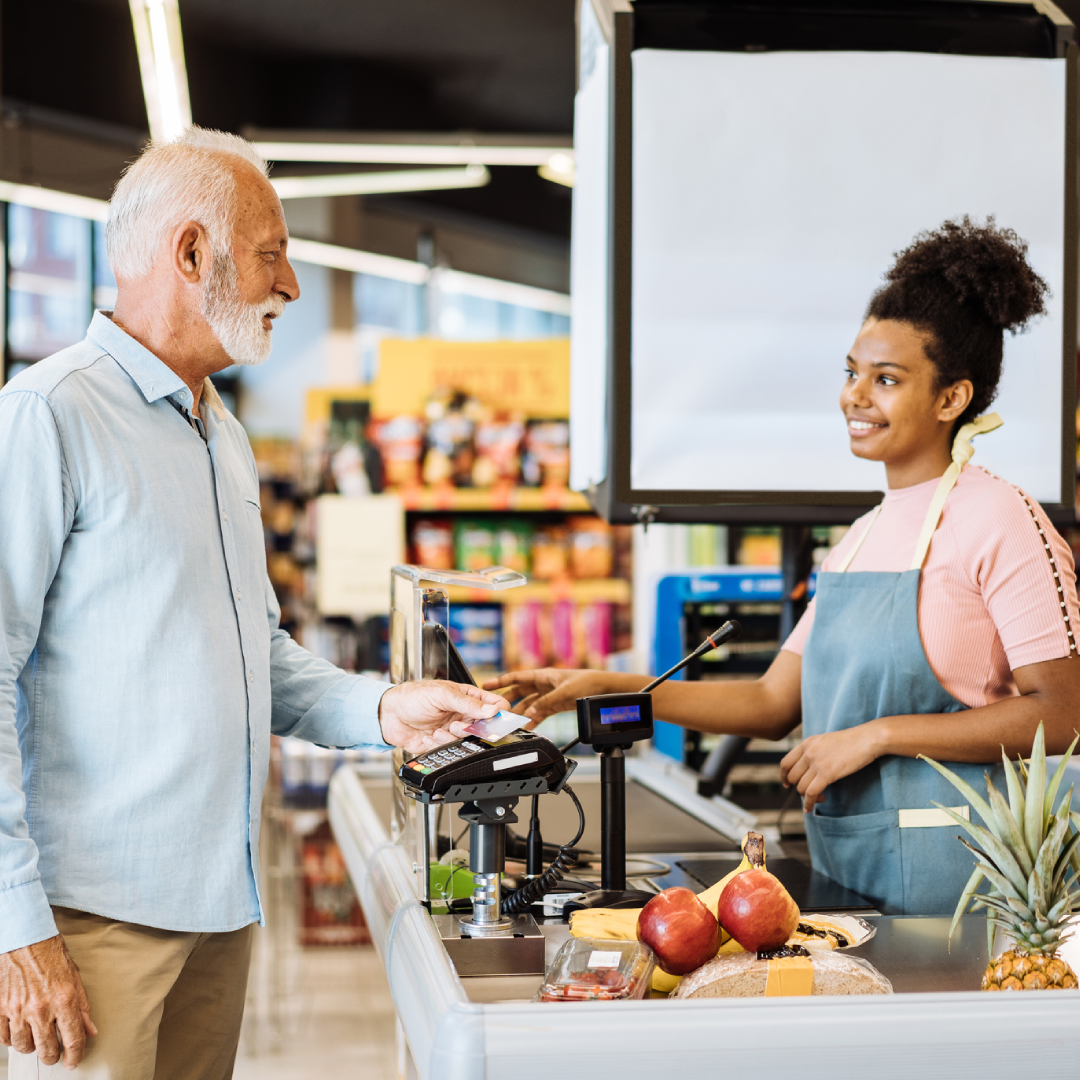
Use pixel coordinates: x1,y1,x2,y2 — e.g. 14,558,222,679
285,238,430,285
436,268,571,317
0,182,110,222
256,142,574,167
271,165,489,200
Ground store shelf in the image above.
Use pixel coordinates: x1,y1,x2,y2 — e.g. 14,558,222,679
391,484,592,513
443,578,632,605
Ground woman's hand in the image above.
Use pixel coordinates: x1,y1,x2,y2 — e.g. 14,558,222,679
780,723,885,812
483,668,614,725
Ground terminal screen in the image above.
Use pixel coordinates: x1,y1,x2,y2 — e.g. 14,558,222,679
599,704,641,726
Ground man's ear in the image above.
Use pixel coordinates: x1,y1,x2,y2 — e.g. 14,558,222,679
171,220,207,284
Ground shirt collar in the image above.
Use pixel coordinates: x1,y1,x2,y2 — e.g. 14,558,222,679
86,310,188,405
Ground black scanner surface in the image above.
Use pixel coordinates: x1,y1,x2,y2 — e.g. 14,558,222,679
677,856,874,912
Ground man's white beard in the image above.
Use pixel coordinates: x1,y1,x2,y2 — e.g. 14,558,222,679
201,246,286,366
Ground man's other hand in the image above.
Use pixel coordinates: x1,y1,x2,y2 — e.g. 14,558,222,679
378,680,503,754
0,934,97,1069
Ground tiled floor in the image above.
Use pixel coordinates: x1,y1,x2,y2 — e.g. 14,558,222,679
0,942,398,1080
236,940,398,1080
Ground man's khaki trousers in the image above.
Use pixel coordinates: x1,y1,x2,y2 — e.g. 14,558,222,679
9,908,254,1080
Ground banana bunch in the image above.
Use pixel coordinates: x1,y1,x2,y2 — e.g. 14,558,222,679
569,831,765,992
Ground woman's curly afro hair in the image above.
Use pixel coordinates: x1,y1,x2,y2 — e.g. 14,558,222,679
866,216,1049,428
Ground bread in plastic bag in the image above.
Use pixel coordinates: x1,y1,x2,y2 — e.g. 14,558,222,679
674,946,893,998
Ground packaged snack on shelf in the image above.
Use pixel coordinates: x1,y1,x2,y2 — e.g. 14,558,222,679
522,420,570,487
454,520,497,571
411,519,456,570
423,390,480,487
298,819,370,946
531,524,569,580
493,520,534,575
504,601,547,670
448,604,502,677
581,601,613,669
537,937,656,1002
369,416,424,487
568,516,614,578
549,599,584,668
472,415,525,487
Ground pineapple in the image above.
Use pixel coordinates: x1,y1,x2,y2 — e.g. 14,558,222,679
919,723,1080,991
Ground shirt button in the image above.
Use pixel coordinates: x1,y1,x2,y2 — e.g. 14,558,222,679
235,589,242,601
248,669,254,683
222,511,228,522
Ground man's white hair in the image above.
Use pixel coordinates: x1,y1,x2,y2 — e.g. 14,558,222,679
106,126,269,282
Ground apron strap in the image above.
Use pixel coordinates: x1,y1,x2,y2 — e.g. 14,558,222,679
835,504,883,573
909,413,1003,571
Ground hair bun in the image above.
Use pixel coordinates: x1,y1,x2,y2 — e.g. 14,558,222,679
884,216,1048,334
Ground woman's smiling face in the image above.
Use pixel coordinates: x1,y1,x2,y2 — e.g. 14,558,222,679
841,317,973,485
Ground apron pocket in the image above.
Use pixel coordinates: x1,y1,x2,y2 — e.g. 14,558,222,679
805,807,900,915
898,822,979,917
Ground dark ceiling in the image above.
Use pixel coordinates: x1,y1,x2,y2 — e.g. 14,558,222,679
1,0,577,241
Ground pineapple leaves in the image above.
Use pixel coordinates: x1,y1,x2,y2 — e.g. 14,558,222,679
1052,829,1080,896
949,866,985,948
987,777,1033,878
1033,799,1073,898
934,804,1029,897
1024,724,1047,864
1002,749,1026,829
918,754,995,829
1043,730,1080,823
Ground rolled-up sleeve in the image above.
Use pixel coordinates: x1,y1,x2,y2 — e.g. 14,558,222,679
264,573,392,750
0,391,71,952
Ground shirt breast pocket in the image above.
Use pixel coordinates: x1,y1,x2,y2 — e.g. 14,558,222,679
235,498,268,580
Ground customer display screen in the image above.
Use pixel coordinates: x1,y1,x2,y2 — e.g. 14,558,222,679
600,704,642,725
629,49,1067,503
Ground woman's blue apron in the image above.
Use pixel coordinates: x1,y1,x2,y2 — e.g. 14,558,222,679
801,415,1006,916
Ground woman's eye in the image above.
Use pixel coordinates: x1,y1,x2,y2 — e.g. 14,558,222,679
878,375,897,386
843,369,856,380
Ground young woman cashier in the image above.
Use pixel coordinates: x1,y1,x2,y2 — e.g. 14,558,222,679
483,219,1080,916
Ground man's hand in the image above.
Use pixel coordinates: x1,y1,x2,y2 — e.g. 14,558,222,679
482,668,610,725
378,680,505,754
780,723,885,812
0,934,97,1070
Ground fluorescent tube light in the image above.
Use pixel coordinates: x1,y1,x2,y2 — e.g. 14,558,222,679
436,268,571,317
129,0,192,141
271,165,490,200
538,152,575,187
0,181,109,222
255,141,573,167
285,239,430,285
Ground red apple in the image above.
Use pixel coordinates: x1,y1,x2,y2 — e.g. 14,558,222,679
716,868,800,952
637,887,721,975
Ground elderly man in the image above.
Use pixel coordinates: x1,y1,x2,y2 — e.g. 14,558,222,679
0,128,498,1077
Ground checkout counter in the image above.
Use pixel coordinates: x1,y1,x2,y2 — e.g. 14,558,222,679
329,565,1080,1079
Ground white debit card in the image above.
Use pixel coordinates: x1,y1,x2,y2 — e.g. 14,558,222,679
464,709,526,743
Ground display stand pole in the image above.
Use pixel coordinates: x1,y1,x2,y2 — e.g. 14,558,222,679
600,746,626,893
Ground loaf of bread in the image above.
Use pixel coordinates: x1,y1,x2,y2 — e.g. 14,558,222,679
674,949,892,998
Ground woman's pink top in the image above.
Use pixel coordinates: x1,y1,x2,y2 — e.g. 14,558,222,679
783,465,1080,708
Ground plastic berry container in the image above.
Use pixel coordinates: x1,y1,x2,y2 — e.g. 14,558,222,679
536,937,656,1002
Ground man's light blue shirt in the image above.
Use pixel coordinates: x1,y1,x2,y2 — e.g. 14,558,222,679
0,312,391,953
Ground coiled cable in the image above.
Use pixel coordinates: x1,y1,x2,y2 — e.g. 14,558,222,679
501,783,585,915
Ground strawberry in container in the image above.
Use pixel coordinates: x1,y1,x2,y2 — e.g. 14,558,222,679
536,937,656,1002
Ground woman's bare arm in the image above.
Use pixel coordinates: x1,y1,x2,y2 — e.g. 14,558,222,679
780,655,1080,811
485,650,803,741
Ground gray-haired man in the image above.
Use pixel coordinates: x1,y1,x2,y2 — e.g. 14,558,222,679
0,128,499,1077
